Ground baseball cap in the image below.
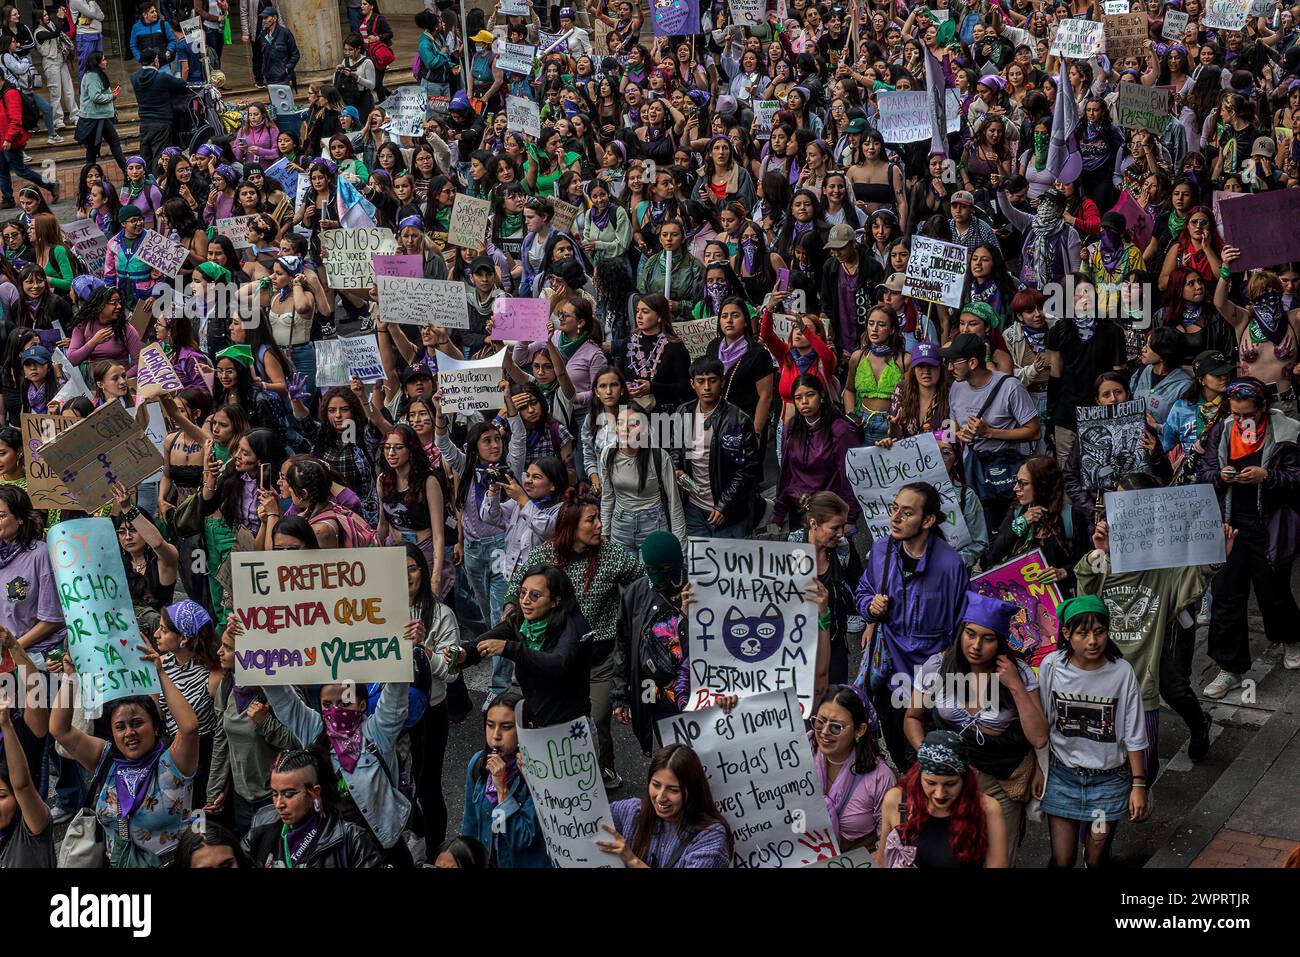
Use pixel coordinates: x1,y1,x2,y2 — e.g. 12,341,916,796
846,116,868,135
400,365,434,385
470,29,495,44
939,332,985,361
1192,350,1233,378
950,190,974,207
877,272,906,295
911,342,941,367
1100,210,1127,233
469,255,496,274
21,345,51,365
823,223,856,250
1251,136,1276,158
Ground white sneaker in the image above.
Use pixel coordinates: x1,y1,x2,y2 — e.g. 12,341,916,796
46,133,65,145
1284,643,1300,670
1203,670,1243,699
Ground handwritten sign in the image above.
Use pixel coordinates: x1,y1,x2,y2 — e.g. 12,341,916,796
263,157,301,197
550,199,579,234
844,433,973,550
215,215,256,249
1117,83,1171,134
1102,12,1148,60
437,352,505,413
1105,484,1225,573
380,85,430,137
492,296,551,342
39,401,163,510
675,317,717,359
1216,189,1300,271
497,42,537,76
1202,0,1251,30
1076,399,1150,497
1102,0,1130,11
651,0,699,35
232,547,411,686
21,413,78,509
135,342,183,400
516,712,623,868
321,227,397,288
315,334,385,387
660,689,840,868
1050,19,1104,59
971,549,1063,670
686,538,818,717
875,91,933,144
902,235,968,308
135,229,190,277
729,0,764,28
803,846,876,869
499,0,528,13
1162,9,1189,38
506,95,541,137
372,254,425,279
752,100,781,140
447,194,492,250
376,276,469,329
61,218,108,274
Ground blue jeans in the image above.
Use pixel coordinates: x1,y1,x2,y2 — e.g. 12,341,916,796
684,502,749,539
0,148,55,201
611,504,665,552
289,342,317,400
463,533,511,704
861,409,889,446
31,91,55,135
41,736,84,811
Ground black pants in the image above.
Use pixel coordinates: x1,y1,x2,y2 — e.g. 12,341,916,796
870,681,914,773
84,120,129,174
409,700,449,847
137,120,172,176
1159,620,1207,736
231,791,272,839
1207,514,1298,675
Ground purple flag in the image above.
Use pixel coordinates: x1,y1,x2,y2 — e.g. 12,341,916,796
1046,61,1082,184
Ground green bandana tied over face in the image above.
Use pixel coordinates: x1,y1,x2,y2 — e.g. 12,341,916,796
1033,130,1049,171
518,616,549,650
557,330,589,360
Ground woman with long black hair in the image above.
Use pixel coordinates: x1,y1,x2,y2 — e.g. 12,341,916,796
772,375,862,532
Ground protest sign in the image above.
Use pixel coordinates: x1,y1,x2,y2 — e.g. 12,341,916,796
1202,0,1251,29
497,42,537,75
1104,484,1225,573
844,432,973,550
381,86,430,137
231,547,411,686
660,689,840,868
971,549,1063,670
492,296,550,342
49,518,162,707
263,157,301,197
1075,399,1150,497
1117,83,1171,134
550,199,579,234
803,847,876,869
771,313,797,340
1102,0,1129,11
1216,189,1300,271
1102,12,1147,59
321,227,397,288
215,215,256,249
437,352,506,412
51,347,91,406
180,15,206,66
1161,9,1189,38
946,88,963,133
134,229,190,277
752,100,781,140
137,403,166,483
21,414,77,510
1050,19,1104,58
61,218,108,274
1112,191,1155,251
315,334,385,387
506,95,541,137
729,0,764,27
651,0,699,35
499,0,528,13
902,235,968,308
685,538,819,716
675,317,717,359
447,193,492,249
875,91,932,143
516,712,623,868
39,401,163,511
371,254,425,279
135,342,184,400
376,276,469,329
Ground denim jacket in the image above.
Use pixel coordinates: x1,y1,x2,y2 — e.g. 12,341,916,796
460,750,551,868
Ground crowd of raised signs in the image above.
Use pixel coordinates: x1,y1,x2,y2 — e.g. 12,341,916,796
0,0,1299,872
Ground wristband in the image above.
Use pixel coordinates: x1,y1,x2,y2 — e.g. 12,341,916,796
1219,265,1231,279
123,506,141,522
1131,782,1148,789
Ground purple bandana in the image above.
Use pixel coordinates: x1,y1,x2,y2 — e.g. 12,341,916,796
166,599,212,643
113,740,166,819
323,706,365,773
718,336,750,374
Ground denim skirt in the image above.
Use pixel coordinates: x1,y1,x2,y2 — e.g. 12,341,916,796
1040,755,1132,823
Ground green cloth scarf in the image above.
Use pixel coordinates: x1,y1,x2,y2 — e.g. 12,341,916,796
557,331,589,360
518,617,549,650
503,211,524,235
1033,131,1049,171
1167,210,1186,238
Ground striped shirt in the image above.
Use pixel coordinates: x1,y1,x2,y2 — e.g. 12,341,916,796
159,654,218,736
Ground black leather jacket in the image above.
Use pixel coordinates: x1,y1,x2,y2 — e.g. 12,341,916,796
668,399,762,528
244,811,384,869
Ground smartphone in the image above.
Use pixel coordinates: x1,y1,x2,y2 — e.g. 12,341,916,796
259,464,269,490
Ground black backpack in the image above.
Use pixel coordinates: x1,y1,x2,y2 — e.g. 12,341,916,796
3,82,41,132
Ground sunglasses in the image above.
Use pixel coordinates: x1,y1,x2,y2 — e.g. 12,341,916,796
812,716,849,736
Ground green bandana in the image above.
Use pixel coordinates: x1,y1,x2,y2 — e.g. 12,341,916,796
1166,210,1187,238
1033,131,1049,172
518,617,549,650
961,300,1002,331
557,330,589,360
503,211,524,235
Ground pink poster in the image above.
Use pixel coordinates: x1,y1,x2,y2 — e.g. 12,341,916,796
1111,192,1154,252
970,548,1063,670
372,254,425,279
491,297,551,342
1215,189,1300,271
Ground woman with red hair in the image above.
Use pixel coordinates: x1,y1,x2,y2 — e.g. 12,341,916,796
1158,265,1236,362
877,730,1008,867
1158,205,1221,288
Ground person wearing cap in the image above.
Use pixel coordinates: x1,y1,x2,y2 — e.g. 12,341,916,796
819,221,884,356
255,7,300,88
877,728,1008,867
1038,594,1150,868
945,189,1000,253
1081,210,1146,316
18,344,58,415
1240,136,1283,192
1161,349,1233,463
903,591,1047,865
336,34,378,118
1196,377,1300,689
555,7,592,59
101,203,154,307
466,29,502,106
995,184,1081,289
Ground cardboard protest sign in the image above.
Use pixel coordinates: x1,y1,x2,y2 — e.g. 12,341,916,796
674,317,717,359
729,0,764,28
135,342,184,400
263,157,302,197
497,42,537,76
447,194,492,250
380,86,430,137
1202,0,1251,29
1050,19,1104,58
437,352,505,412
61,218,108,274
875,91,933,143
1216,189,1300,271
659,689,840,868
48,518,162,707
135,229,190,277
550,199,579,234
903,236,968,308
1075,399,1150,499
1102,12,1147,60
971,549,1063,670
21,414,78,510
1104,484,1225,573
685,538,819,716
376,276,469,328
1161,9,1189,38
516,713,623,868
651,0,698,35
506,95,541,137
492,296,551,342
372,254,425,279
844,432,973,550
215,215,256,249
321,227,398,288
39,401,163,511
1117,83,1171,134
231,547,412,686
314,334,385,387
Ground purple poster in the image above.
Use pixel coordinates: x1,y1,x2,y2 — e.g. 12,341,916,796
651,0,700,36
372,254,425,279
970,549,1063,671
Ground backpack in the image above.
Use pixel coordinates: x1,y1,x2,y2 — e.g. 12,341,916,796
310,503,377,548
3,83,41,132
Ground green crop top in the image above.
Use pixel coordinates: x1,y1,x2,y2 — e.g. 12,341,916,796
854,353,903,404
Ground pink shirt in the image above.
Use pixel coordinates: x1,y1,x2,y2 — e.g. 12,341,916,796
68,320,143,376
810,731,896,848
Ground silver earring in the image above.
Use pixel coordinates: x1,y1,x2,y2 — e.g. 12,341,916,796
313,799,321,812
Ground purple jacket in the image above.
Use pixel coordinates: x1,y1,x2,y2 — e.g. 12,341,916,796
855,534,969,678
233,122,280,166
772,417,863,526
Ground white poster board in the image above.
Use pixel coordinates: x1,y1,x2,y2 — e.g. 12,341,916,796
376,275,469,328
902,235,968,308
506,95,541,137
875,91,933,144
1202,0,1251,30
1050,19,1105,59
844,432,973,550
314,334,386,387
1104,484,1225,573
321,227,398,289
437,352,505,412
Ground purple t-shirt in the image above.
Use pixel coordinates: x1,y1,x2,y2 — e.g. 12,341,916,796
0,543,66,656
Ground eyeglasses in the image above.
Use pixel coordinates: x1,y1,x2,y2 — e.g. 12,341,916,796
1012,478,1031,488
812,716,848,736
519,588,547,602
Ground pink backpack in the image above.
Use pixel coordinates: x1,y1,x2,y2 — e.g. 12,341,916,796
310,505,376,548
